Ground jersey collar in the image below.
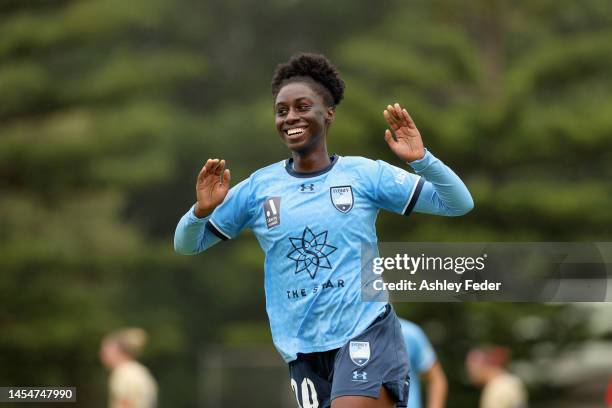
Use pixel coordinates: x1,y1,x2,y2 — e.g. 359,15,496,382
285,154,339,178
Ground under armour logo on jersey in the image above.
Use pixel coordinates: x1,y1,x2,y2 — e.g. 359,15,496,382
263,197,281,229
287,227,337,279
299,183,315,193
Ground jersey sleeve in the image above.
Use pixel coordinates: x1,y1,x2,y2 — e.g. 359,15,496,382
207,177,255,240
410,150,474,216
366,159,424,215
174,177,255,255
174,206,221,255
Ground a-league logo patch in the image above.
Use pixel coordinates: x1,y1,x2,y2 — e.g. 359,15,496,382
263,197,281,229
349,341,370,366
330,186,353,213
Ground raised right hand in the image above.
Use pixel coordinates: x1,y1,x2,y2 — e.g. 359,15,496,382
194,158,231,218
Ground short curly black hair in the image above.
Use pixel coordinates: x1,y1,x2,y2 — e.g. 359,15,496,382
271,53,345,107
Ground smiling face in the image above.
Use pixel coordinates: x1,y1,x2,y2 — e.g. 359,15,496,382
274,81,334,155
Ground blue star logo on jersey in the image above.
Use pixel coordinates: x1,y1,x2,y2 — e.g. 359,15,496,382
287,227,337,279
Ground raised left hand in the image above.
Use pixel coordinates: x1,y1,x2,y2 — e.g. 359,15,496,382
383,103,425,162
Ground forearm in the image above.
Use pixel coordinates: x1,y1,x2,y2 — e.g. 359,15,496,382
424,362,448,408
426,377,448,408
174,204,221,255
410,150,473,216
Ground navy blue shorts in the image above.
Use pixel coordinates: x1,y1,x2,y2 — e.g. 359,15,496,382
288,305,410,408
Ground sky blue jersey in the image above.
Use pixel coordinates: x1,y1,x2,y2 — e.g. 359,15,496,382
399,318,437,408
174,150,473,362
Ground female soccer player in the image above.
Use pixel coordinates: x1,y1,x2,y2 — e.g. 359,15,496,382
174,53,473,408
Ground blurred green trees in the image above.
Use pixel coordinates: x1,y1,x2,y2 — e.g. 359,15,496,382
0,0,208,404
1,0,611,406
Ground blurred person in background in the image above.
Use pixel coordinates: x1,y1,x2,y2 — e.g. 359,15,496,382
100,328,158,408
399,318,447,408
466,346,527,408
606,374,612,408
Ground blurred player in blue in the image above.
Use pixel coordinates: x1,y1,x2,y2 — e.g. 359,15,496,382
174,53,473,408
399,318,448,408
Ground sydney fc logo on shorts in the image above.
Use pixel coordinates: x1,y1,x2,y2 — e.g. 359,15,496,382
330,186,353,213
349,341,370,366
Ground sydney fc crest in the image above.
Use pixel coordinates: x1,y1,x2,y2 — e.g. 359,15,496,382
330,186,353,213
349,341,370,366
